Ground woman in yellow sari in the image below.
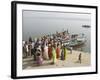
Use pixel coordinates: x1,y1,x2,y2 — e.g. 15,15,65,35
64,46,68,60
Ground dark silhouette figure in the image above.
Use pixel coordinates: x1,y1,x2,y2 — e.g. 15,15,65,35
29,37,32,43
61,49,64,60
78,53,82,63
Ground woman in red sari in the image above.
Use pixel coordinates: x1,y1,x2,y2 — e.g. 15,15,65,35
48,44,52,60
56,44,60,59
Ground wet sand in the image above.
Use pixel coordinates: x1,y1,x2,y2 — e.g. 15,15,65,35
23,50,90,69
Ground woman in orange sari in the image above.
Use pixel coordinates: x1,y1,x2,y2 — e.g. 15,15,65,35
56,44,60,59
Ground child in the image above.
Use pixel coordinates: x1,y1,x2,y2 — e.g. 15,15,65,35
78,53,82,63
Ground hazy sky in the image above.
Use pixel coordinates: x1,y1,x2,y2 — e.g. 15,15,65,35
22,10,91,41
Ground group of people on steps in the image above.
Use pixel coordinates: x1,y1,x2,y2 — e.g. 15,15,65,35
23,34,69,65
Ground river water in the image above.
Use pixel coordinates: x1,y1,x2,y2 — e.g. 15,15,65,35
22,10,91,53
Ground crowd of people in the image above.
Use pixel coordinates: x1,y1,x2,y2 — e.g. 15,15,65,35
23,31,72,65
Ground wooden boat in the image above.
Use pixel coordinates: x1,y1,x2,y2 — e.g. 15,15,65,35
69,39,86,47
82,25,90,28
63,36,86,47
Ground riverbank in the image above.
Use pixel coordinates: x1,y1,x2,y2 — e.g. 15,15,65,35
23,50,90,69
